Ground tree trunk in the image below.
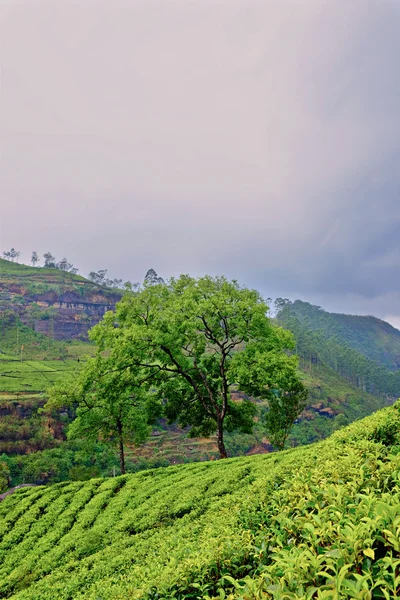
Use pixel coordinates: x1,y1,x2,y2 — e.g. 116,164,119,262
217,419,228,459
116,419,125,475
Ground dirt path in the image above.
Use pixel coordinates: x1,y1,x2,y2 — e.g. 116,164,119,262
0,484,37,502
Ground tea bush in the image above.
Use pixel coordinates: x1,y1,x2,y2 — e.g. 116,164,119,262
0,402,399,599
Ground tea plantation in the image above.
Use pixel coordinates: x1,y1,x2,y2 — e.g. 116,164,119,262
0,403,399,599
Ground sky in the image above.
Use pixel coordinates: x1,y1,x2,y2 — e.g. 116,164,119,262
1,0,400,325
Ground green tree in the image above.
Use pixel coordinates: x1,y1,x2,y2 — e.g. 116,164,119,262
43,252,56,268
264,380,308,450
90,275,306,458
144,268,164,285
47,357,158,474
88,269,108,285
2,248,20,262
31,251,40,267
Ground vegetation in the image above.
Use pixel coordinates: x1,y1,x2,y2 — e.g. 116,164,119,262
0,403,398,599
2,257,399,485
0,441,124,486
0,462,9,493
0,356,82,393
2,249,20,263
47,359,160,474
278,299,400,370
1,253,140,290
277,300,400,398
75,275,307,460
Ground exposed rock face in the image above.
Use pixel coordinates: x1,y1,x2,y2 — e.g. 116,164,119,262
27,291,119,341
0,281,122,341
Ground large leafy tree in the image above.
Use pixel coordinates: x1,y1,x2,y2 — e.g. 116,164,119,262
47,357,158,474
90,275,307,458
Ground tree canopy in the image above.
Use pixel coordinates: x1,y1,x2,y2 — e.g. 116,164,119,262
86,275,307,458
47,356,158,474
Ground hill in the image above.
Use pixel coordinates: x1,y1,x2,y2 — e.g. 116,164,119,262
279,299,400,370
0,403,399,599
277,300,400,399
1,262,399,480
1,343,391,482
0,270,397,480
0,258,122,344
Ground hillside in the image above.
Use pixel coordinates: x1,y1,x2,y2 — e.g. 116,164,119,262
0,403,399,599
1,263,399,480
0,268,398,480
277,300,400,400
280,299,400,370
1,357,392,486
0,259,121,343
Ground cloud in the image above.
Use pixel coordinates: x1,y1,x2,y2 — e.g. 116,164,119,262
1,0,400,322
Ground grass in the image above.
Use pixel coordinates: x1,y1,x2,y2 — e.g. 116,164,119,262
0,402,399,599
0,358,81,393
0,258,89,283
0,258,123,300
0,317,96,362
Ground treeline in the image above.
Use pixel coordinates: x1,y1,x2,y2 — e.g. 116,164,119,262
277,301,400,398
1,247,164,291
2,248,78,274
0,441,170,490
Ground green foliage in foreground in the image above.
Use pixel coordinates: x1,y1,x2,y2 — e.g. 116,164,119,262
0,403,400,599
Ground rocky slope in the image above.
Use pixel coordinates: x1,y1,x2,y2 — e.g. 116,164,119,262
0,259,122,341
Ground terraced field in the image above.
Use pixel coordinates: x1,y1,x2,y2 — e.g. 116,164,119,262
0,357,80,393
0,403,399,599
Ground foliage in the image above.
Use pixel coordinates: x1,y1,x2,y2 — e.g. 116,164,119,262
144,268,165,285
0,462,9,493
2,249,20,263
277,300,400,398
42,253,78,273
46,355,160,474
264,379,308,449
1,441,171,487
30,252,39,267
0,356,82,393
90,275,306,457
0,403,399,598
278,299,400,371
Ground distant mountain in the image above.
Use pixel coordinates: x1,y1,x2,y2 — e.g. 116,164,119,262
276,299,400,399
278,299,400,370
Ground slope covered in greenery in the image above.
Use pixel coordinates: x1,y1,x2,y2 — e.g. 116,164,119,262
0,403,399,599
277,301,400,399
280,300,400,370
0,258,122,346
0,331,393,479
0,258,95,289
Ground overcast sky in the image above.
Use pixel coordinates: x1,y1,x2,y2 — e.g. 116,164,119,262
1,0,400,325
